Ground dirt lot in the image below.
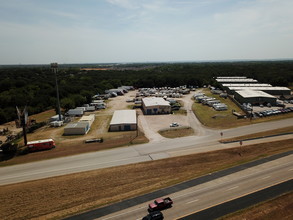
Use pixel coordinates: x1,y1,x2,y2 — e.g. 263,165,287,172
0,90,194,146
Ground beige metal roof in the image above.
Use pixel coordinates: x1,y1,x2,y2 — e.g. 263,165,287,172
142,97,170,107
110,110,137,125
235,90,276,98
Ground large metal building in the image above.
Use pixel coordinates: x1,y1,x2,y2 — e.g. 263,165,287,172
142,97,171,115
109,110,137,132
63,121,90,135
227,86,291,96
234,90,277,105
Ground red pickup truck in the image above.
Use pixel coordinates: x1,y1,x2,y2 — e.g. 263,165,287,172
148,197,173,212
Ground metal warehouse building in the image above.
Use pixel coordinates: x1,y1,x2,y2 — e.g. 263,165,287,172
234,90,277,105
216,78,258,84
109,110,137,132
228,86,291,96
142,97,171,115
63,121,90,135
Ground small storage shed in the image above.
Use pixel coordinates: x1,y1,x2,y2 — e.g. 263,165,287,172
63,121,90,135
79,114,95,127
142,97,171,115
109,110,137,132
67,108,84,117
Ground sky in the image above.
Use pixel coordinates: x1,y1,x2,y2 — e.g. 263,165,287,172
0,0,293,64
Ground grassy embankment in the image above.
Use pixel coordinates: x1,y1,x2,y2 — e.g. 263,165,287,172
219,192,293,220
0,139,292,220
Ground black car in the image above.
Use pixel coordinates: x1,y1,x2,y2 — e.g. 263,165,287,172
142,211,164,220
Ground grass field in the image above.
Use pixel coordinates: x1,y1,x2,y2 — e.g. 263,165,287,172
221,126,293,143
220,192,293,220
158,126,195,138
0,139,292,220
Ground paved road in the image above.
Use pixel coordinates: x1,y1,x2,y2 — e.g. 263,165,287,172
0,118,292,186
93,154,293,220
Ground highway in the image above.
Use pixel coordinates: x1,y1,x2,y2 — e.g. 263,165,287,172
0,118,292,186
95,154,293,220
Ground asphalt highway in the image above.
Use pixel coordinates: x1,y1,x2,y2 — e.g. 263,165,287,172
0,118,292,186
93,154,293,220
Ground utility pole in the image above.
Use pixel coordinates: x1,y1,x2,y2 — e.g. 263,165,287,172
51,63,62,121
16,106,28,146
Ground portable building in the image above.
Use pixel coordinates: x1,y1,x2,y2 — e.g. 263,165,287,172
109,110,137,131
67,109,84,117
142,97,171,115
213,103,228,111
64,122,90,135
50,114,64,122
79,114,95,127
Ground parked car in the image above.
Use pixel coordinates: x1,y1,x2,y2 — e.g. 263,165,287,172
170,122,179,127
142,211,164,220
148,197,173,212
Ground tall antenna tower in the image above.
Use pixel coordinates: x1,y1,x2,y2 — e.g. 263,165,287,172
16,106,28,146
51,62,62,121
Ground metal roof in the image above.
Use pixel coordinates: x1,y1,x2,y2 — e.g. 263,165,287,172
217,76,247,79
80,114,95,121
142,97,170,107
222,83,272,87
64,121,89,129
110,110,137,125
235,90,276,98
216,79,258,82
229,86,290,91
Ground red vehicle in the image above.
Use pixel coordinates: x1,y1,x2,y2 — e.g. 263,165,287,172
148,197,173,212
27,139,56,152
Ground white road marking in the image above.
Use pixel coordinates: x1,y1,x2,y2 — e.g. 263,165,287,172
261,175,271,180
102,206,145,220
186,199,199,204
225,186,239,191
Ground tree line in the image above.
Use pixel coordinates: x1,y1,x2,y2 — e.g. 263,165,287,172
0,61,292,124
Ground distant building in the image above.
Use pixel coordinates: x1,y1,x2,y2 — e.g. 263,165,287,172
142,97,171,115
109,110,137,131
234,90,277,105
228,86,291,96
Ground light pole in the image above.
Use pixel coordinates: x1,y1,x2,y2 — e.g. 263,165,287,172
51,63,62,121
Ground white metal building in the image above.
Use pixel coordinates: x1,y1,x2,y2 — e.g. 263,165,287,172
142,97,171,115
228,86,291,96
234,90,277,105
216,78,258,83
109,110,137,131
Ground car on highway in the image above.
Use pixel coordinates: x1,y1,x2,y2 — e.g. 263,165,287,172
148,197,173,212
142,211,164,220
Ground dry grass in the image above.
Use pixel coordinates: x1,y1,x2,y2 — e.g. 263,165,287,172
158,126,195,138
0,139,292,220
30,109,56,123
220,192,293,220
0,128,148,167
221,126,293,143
